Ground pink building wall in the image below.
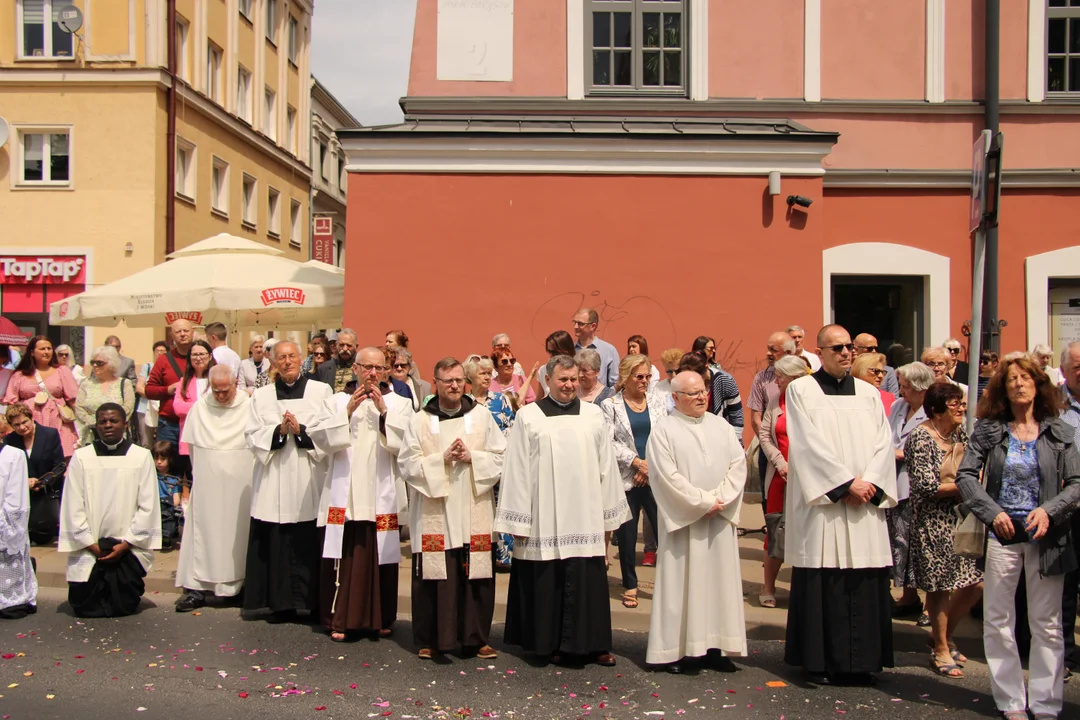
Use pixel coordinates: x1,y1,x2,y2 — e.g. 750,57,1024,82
709,0,803,99
821,0,925,100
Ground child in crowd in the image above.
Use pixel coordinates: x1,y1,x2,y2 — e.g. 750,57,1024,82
152,441,183,550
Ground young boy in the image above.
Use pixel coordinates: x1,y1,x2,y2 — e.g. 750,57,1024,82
151,441,182,550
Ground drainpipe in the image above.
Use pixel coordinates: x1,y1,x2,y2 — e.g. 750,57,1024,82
166,0,178,256
982,0,1000,353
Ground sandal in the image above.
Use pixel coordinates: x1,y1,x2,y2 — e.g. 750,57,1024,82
418,648,434,660
924,638,966,666
758,593,777,608
621,592,639,609
330,632,346,642
931,656,964,679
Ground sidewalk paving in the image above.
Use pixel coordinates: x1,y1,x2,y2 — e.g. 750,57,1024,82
30,504,1045,657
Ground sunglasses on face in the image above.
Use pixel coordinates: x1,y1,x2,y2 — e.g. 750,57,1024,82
57,352,70,357
313,352,327,358
947,347,961,354
392,363,409,370
856,345,878,353
499,358,516,366
631,373,649,381
826,343,855,353
90,360,107,367
867,368,886,377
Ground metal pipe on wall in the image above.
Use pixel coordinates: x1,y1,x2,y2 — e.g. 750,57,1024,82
166,0,178,257
982,0,1001,353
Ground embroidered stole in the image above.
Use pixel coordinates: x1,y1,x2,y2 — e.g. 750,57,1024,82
418,411,493,581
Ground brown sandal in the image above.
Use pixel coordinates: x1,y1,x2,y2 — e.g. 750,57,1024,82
418,648,434,659
330,632,346,642
621,592,639,609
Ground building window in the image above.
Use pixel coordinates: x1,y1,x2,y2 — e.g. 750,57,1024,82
585,0,686,95
207,42,223,103
15,128,70,187
241,174,257,227
267,187,281,238
211,157,229,215
237,66,253,122
340,163,348,194
288,14,299,65
1048,0,1080,93
264,87,277,140
286,106,297,153
18,0,75,59
176,138,196,201
176,15,190,82
266,0,278,44
239,0,253,21
320,142,330,183
290,199,303,248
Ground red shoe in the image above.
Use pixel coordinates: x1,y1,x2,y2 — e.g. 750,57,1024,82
642,551,657,567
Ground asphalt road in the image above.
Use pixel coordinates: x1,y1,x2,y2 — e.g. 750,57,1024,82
1,588,1077,720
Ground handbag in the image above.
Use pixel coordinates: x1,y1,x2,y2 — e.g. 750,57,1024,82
764,510,785,560
119,378,139,444
34,370,76,423
744,436,763,503
943,439,986,559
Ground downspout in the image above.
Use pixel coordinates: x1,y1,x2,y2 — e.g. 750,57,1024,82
982,0,1000,353
166,0,178,256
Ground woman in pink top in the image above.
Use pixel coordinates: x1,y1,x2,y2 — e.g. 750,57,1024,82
172,341,215,455
2,335,78,457
488,347,538,410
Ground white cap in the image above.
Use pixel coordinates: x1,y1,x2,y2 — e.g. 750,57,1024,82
326,329,340,341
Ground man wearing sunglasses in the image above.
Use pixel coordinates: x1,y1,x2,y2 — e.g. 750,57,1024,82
853,333,899,396
783,324,898,686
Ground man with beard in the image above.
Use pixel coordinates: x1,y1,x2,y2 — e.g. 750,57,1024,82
315,329,359,394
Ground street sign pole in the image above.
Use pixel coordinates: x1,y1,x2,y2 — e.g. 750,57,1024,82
966,130,992,433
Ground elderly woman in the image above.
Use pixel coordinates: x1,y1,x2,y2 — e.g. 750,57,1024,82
956,354,1080,720
3,336,78,458
3,404,65,546
600,354,668,608
923,347,968,397
574,348,611,404
465,356,514,434
852,352,895,414
537,330,576,396
904,382,982,679
628,335,661,388
54,344,85,385
75,346,136,446
391,347,432,411
942,338,970,384
489,347,537,409
757,354,809,608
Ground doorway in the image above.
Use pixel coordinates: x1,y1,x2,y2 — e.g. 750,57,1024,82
1049,280,1080,368
832,275,925,367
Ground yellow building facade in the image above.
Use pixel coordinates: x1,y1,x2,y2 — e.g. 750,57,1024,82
0,0,314,365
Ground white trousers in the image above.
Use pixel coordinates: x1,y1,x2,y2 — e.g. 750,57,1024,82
983,537,1065,716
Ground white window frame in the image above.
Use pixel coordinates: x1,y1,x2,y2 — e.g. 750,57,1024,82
237,66,253,123
287,13,299,65
239,0,253,22
266,0,278,45
290,199,303,248
286,106,297,153
175,137,196,202
210,156,229,216
241,173,257,228
264,87,277,141
12,125,72,188
267,187,282,238
16,0,76,60
207,42,223,103
176,14,190,82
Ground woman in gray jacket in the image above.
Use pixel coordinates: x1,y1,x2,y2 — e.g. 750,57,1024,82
956,354,1080,720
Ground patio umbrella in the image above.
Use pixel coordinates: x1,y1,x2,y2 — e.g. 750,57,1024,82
0,316,30,346
49,234,344,329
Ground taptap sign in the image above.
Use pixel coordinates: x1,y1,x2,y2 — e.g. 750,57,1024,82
0,256,85,284
260,286,306,306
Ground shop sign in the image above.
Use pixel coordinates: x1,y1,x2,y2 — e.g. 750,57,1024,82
0,256,86,284
260,287,306,306
164,311,205,325
312,215,334,265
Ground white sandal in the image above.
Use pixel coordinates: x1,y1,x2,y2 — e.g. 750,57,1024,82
758,593,777,608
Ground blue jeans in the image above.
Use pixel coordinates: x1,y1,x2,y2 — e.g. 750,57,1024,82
616,486,658,591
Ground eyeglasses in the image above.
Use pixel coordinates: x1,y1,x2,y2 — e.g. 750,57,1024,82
826,343,855,353
926,361,948,368
675,390,708,399
392,363,410,370
867,368,886,377
189,352,210,360
313,352,327,359
90,360,107,367
355,363,387,373
571,320,594,327
946,400,968,409
855,345,878,353
435,377,466,385
499,358,516,366
632,373,650,381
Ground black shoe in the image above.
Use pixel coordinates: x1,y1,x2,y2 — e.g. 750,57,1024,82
828,672,876,687
891,601,923,618
266,609,297,624
175,591,205,613
664,661,683,674
706,654,738,673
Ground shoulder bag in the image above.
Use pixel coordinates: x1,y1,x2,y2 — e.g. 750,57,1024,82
946,439,986,559
34,369,76,423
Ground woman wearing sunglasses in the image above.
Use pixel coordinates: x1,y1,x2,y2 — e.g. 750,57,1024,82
74,346,136,447
852,352,895,414
489,347,536,409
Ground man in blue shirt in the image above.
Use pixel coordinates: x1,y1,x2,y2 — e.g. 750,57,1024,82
572,308,619,389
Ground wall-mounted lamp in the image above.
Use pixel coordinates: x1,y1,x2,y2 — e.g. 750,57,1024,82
768,171,781,196
124,242,134,253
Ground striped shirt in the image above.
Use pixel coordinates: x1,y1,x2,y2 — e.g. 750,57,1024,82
710,368,745,432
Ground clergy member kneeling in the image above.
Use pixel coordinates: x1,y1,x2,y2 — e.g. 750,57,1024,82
784,324,898,686
0,442,37,619
244,341,350,623
646,371,747,674
59,404,161,618
175,365,256,612
319,347,412,641
399,357,507,660
495,355,630,667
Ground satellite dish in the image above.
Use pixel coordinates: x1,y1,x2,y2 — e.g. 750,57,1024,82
57,5,83,34
0,117,9,150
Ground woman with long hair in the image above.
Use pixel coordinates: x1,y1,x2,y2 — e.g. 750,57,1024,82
172,340,216,458
537,330,576,396
2,336,78,457
628,335,660,389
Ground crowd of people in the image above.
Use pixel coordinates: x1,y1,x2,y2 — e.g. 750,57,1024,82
0,315,1078,718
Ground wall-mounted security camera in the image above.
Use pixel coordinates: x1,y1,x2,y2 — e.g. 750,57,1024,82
786,195,813,208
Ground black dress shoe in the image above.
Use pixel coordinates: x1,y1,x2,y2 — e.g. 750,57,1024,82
706,654,738,673
829,672,876,687
175,592,205,613
266,609,297,624
665,661,683,674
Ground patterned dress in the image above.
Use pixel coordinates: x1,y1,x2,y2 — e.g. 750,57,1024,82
904,425,983,592
472,391,516,566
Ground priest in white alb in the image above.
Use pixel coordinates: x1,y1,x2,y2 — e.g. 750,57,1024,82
244,341,349,623
784,324,898,685
59,404,161,618
495,355,630,667
318,347,412,641
0,441,36,619
646,371,747,673
174,365,255,612
399,357,506,660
